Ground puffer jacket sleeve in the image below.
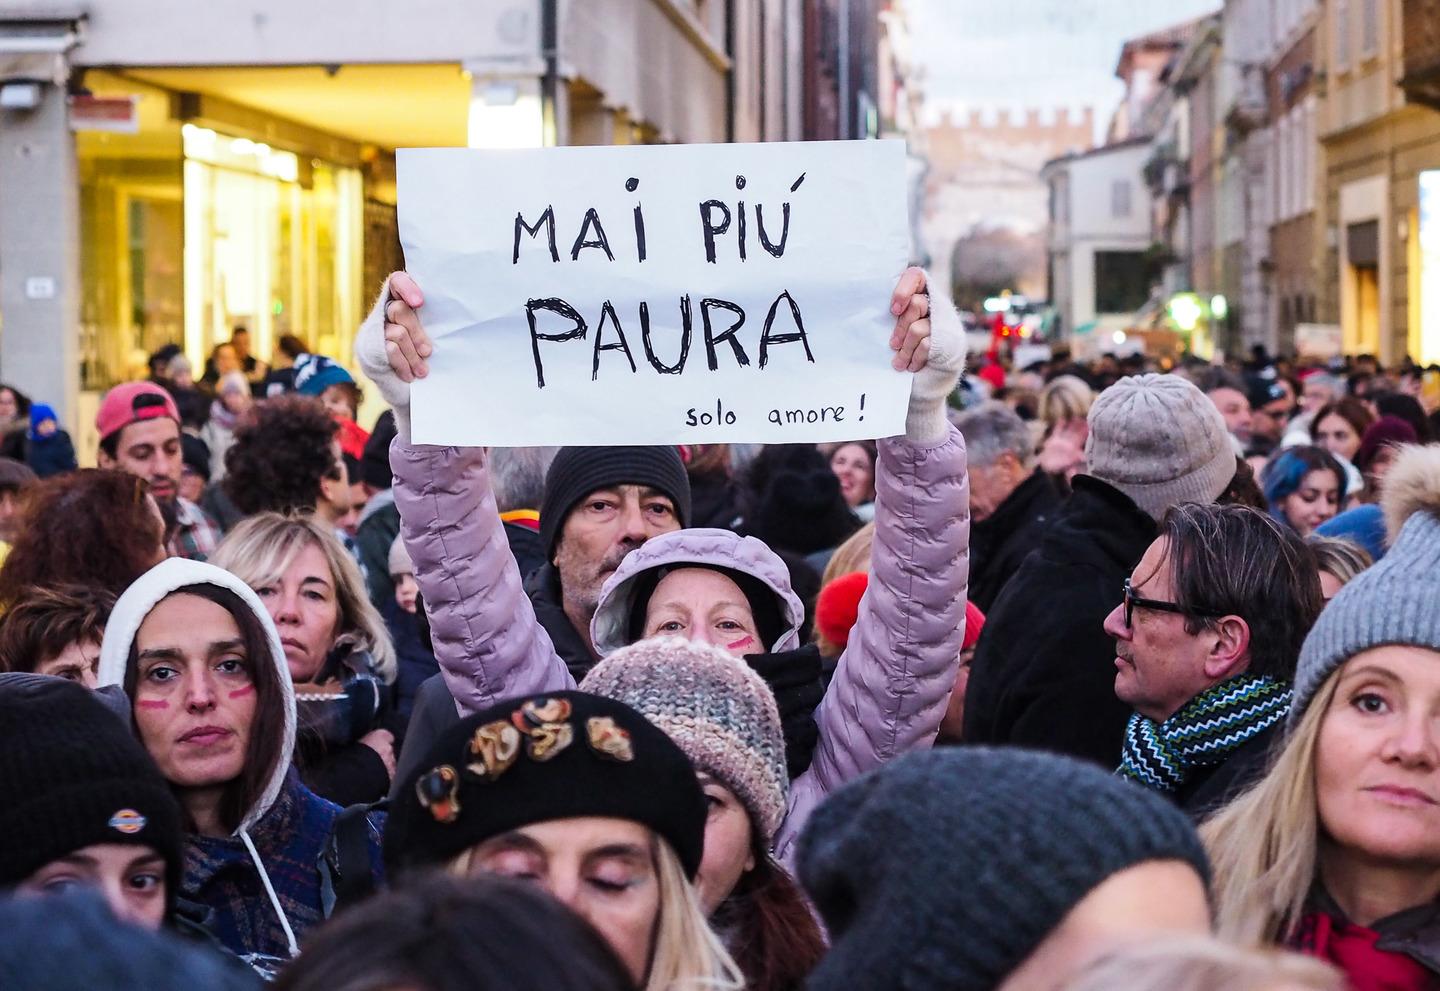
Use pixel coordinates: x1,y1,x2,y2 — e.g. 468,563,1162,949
775,422,969,865
390,441,575,715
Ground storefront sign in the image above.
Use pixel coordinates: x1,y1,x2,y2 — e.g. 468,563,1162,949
1295,322,1343,360
69,95,139,134
398,140,911,446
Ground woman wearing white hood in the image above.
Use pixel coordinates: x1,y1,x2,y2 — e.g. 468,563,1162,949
97,558,385,976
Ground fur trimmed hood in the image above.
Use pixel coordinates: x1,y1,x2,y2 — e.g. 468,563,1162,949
1381,444,1440,545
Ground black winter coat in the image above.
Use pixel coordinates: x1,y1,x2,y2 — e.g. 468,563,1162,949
968,468,1063,612
1178,720,1282,819
961,476,1155,768
524,563,598,683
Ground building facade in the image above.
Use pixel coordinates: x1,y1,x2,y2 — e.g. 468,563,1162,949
0,0,876,446
925,106,1093,303
1267,0,1321,355
1317,0,1440,365
1042,137,1152,338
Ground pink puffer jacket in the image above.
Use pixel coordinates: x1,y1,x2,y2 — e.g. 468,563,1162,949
390,425,970,863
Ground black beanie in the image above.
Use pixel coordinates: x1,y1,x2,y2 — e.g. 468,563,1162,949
797,748,1211,991
0,675,184,910
180,434,212,483
539,446,692,559
385,691,706,879
0,892,262,990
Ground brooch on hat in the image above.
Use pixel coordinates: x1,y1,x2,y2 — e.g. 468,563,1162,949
586,717,635,762
466,720,522,781
108,809,147,835
512,698,575,761
416,765,462,823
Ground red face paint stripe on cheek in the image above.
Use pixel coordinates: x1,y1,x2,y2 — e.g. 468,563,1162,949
136,699,169,710
227,685,254,699
726,636,755,650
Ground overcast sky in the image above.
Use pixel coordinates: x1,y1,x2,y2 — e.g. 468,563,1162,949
909,0,1221,138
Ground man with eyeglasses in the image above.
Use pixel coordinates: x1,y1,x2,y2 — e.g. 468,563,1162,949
962,373,1236,768
1105,503,1323,816
96,382,221,561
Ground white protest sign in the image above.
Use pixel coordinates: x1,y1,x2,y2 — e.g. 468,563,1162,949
399,140,911,446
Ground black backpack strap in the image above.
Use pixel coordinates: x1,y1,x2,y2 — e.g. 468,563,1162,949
320,800,385,917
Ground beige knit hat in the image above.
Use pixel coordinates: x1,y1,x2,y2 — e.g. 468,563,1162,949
388,534,414,578
1084,373,1234,521
582,637,789,841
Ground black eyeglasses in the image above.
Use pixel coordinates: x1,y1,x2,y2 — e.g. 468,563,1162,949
1122,579,1221,629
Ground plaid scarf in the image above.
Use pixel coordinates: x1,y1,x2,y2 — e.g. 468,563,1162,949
1118,673,1290,793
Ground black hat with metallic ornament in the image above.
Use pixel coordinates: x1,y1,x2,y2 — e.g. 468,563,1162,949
0,674,184,913
384,691,706,878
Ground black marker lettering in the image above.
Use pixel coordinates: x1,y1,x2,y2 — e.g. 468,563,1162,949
591,300,638,380
525,297,586,388
756,201,791,258
640,298,693,375
513,207,559,264
633,203,647,262
700,298,750,370
758,291,814,368
570,207,615,262
699,200,732,263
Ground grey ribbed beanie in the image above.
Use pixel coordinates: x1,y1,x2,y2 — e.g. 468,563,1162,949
796,748,1211,991
1291,445,1440,728
1085,373,1234,521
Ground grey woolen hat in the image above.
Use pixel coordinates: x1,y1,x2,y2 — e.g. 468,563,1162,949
1085,373,1234,521
1291,445,1440,728
796,748,1211,991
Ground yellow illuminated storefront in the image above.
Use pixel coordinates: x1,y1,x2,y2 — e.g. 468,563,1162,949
77,71,369,390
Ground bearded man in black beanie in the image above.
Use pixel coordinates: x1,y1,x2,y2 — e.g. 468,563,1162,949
529,445,692,678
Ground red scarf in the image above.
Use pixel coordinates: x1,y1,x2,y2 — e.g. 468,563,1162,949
1294,912,1439,991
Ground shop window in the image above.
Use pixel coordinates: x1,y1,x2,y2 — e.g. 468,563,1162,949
182,125,362,373
1094,251,1148,314
77,72,184,391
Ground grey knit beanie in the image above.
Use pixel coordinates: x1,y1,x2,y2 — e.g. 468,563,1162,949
797,748,1211,991
388,534,413,578
1291,445,1440,728
582,637,788,841
1085,373,1234,521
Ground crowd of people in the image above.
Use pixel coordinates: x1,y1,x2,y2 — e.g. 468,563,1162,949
1,266,1438,991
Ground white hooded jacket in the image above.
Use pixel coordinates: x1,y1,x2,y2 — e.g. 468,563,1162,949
97,558,303,959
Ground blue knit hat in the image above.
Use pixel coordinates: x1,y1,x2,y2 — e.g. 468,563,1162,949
293,353,355,397
27,403,58,441
1292,445,1440,727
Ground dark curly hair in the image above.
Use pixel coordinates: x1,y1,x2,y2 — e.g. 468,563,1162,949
223,394,341,516
0,469,164,605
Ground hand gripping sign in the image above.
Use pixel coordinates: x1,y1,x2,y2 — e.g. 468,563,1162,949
400,140,911,446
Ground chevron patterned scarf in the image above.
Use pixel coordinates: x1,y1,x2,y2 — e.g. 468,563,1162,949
1118,673,1291,793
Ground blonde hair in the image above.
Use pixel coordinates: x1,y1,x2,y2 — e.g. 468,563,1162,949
820,520,874,588
450,835,742,991
1038,374,1094,429
210,512,396,683
814,522,876,659
1307,536,1372,589
1200,670,1343,945
1066,934,1344,991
